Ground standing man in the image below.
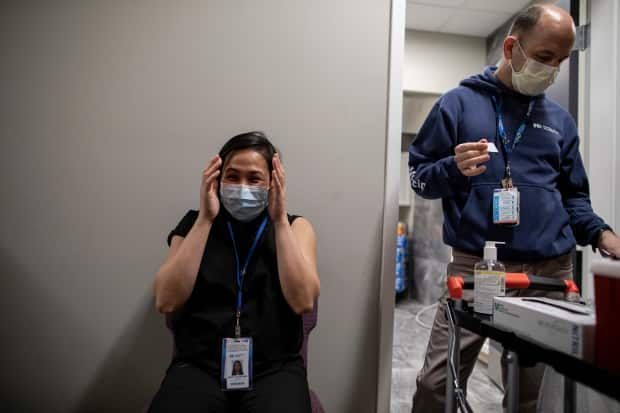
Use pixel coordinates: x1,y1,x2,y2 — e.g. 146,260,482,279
408,4,620,412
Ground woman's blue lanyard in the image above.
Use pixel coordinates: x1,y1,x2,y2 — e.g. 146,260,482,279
491,95,535,188
226,216,269,337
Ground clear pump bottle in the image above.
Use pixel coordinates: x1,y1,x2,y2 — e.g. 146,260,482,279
474,241,506,315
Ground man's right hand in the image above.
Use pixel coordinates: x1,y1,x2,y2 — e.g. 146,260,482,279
454,139,490,177
198,155,222,223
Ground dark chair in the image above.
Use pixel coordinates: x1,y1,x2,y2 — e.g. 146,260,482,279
299,300,325,413
150,303,325,412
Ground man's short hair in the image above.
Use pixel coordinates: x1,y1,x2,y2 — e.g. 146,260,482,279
509,5,545,37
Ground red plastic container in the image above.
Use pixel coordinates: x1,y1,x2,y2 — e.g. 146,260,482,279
592,259,620,373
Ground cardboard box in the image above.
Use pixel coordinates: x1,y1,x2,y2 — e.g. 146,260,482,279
493,296,595,361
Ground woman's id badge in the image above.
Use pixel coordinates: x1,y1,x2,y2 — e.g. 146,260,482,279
221,337,253,391
493,188,520,226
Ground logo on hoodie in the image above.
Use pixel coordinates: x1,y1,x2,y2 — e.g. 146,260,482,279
532,122,559,135
409,167,427,192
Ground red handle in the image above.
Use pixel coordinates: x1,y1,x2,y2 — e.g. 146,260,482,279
447,276,465,299
447,273,580,299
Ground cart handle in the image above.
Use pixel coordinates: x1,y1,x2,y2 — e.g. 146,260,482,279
447,273,579,299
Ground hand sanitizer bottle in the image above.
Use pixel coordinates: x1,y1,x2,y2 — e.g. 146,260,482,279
474,241,506,315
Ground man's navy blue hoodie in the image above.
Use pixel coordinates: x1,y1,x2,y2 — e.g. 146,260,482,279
408,66,610,261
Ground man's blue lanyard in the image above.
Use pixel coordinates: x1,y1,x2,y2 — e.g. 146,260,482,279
491,95,535,186
226,216,269,337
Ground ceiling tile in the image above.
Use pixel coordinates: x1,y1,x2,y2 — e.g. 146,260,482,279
408,0,465,6
439,8,513,37
406,4,453,32
463,0,531,13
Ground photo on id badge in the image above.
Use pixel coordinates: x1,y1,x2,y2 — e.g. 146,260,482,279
222,337,252,391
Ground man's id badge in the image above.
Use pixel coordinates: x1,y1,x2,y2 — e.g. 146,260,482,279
493,188,520,226
221,337,253,391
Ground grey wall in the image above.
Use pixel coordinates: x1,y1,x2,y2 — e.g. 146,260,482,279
0,1,392,412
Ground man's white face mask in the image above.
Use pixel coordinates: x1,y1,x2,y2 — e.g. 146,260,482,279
510,40,559,96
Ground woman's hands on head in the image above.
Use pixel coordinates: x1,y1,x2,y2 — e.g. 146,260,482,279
198,155,222,224
268,154,288,224
199,151,288,224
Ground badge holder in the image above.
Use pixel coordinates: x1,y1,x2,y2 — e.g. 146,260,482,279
493,164,520,226
221,333,253,391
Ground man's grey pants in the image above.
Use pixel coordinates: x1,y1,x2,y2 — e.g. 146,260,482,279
411,249,573,413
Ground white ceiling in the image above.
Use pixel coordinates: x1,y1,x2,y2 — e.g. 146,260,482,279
406,0,533,37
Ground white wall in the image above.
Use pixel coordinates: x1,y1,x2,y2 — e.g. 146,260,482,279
403,30,487,94
402,92,441,133
0,1,393,412
583,0,619,299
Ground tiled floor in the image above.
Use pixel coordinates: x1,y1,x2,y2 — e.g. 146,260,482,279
390,299,503,413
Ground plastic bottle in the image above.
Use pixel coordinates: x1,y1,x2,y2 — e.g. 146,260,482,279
474,241,506,315
395,222,408,294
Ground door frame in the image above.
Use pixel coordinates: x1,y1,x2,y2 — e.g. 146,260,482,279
376,0,406,411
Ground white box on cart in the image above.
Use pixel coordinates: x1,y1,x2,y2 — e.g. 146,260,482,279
492,296,595,361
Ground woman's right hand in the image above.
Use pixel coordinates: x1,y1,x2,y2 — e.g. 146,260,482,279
198,155,222,223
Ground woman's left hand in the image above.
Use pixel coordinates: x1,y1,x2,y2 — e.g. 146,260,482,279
268,154,288,224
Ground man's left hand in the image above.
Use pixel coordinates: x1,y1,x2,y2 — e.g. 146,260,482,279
598,230,620,259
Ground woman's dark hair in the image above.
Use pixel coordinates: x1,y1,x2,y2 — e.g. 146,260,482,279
218,131,279,172
232,360,243,375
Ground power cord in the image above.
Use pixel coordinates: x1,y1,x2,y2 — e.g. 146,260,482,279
415,302,438,329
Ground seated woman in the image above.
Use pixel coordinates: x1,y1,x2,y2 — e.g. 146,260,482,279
149,131,320,413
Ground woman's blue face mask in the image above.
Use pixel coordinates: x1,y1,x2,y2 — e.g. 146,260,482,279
219,183,268,222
